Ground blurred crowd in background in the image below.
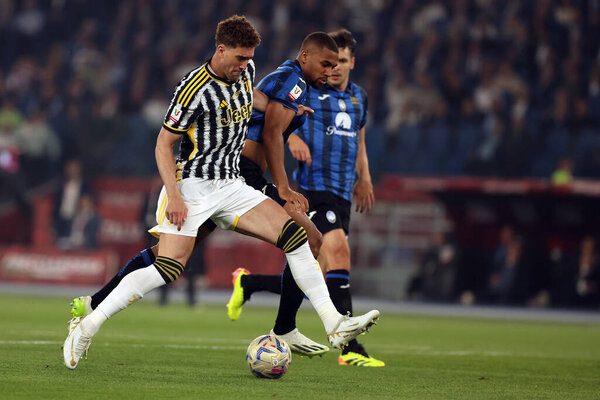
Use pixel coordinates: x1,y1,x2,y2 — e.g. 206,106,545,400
407,227,600,309
0,0,598,309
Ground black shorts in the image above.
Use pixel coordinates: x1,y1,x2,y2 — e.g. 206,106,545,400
303,190,351,235
239,155,285,206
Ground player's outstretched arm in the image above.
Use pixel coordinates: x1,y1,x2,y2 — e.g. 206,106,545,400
263,101,309,212
353,126,374,213
287,133,312,165
155,127,187,230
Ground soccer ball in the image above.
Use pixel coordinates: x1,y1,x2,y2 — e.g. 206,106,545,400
246,334,292,379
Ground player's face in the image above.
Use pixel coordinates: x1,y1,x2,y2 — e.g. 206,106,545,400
301,47,338,88
328,47,354,89
220,45,255,81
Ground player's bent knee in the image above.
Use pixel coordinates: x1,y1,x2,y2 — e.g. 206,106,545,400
153,256,185,283
276,219,308,253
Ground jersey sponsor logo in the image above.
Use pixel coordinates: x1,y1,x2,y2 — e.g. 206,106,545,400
219,101,253,127
169,104,182,123
287,84,303,101
326,210,337,223
325,112,357,137
318,94,330,100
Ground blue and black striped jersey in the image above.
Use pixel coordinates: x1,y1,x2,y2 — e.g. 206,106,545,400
247,59,308,144
293,82,368,202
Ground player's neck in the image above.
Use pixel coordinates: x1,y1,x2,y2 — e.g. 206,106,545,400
331,79,349,92
208,56,225,81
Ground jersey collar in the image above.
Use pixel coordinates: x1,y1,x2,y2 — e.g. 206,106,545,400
205,58,236,86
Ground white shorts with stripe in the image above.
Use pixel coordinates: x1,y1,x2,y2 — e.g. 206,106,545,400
153,177,268,237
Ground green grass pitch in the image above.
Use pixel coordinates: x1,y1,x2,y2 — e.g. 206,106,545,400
0,294,598,399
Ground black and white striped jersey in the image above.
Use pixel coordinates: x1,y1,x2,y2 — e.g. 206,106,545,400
163,59,255,181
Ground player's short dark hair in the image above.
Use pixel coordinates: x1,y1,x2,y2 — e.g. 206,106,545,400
215,15,261,48
329,29,357,55
301,32,338,53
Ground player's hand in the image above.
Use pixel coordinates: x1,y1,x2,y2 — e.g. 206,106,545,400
278,186,309,213
296,105,314,116
288,134,312,165
165,194,188,231
353,179,374,213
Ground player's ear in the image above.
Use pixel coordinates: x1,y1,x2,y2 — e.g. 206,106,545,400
350,56,355,70
298,49,308,65
216,44,226,56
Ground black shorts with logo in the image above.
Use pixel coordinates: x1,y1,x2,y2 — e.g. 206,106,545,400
303,190,351,235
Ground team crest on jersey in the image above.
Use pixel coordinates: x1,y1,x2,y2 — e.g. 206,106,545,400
326,211,337,223
288,84,303,101
338,99,347,112
169,104,182,123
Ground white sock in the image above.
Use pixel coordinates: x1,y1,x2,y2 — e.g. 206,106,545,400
81,308,107,337
81,265,166,337
284,242,342,333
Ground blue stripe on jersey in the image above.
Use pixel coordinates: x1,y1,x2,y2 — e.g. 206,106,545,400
247,60,308,143
293,82,368,202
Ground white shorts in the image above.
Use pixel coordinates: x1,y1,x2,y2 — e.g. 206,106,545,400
152,177,268,237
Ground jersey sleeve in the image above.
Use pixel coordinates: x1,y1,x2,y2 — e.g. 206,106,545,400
163,67,206,134
262,70,306,113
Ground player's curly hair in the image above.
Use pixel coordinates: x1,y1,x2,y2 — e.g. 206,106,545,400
215,15,261,48
329,29,357,55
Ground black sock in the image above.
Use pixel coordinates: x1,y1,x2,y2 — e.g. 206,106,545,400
241,273,282,302
273,264,305,335
326,269,361,354
91,248,156,309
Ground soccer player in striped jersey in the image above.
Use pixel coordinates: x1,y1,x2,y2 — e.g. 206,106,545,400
63,19,380,369
69,32,338,358
232,29,383,367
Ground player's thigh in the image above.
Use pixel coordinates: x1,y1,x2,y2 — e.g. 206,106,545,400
157,233,197,265
319,228,350,271
235,198,290,244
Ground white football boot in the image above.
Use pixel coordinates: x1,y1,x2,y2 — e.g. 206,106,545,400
270,328,329,358
327,310,380,349
63,317,92,369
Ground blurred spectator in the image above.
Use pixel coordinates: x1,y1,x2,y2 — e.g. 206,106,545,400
52,159,92,242
57,193,101,250
0,97,23,144
484,228,533,306
574,236,600,309
14,109,61,184
551,157,573,185
407,231,458,302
